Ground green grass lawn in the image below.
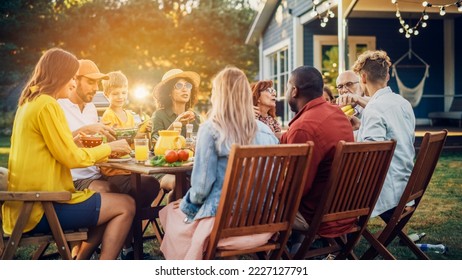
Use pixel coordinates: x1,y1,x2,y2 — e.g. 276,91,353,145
1,134,461,259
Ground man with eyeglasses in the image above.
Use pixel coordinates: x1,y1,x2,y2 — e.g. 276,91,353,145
335,70,370,116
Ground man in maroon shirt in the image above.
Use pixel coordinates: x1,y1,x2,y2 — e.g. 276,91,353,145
281,66,354,239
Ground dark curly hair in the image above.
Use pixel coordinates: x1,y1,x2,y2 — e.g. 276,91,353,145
154,77,198,110
250,80,276,118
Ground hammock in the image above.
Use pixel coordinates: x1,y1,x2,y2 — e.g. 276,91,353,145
392,48,430,108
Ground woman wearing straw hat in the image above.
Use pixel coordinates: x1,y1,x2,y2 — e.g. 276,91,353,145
151,69,202,199
151,69,201,139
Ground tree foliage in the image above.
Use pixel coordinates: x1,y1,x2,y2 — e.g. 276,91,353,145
0,0,258,115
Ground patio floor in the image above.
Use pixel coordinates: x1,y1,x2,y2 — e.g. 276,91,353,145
415,125,462,152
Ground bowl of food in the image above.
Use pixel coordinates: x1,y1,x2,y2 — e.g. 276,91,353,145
81,135,104,148
114,127,137,144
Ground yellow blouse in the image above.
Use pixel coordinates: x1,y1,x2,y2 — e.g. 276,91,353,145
3,95,111,234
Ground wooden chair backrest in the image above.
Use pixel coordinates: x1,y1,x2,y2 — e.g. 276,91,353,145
318,140,396,225
204,143,314,259
295,140,396,260
398,129,448,213
361,130,448,260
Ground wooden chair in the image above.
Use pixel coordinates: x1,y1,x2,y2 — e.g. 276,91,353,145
360,130,448,260
203,143,314,260
0,191,87,260
142,188,168,243
293,140,397,260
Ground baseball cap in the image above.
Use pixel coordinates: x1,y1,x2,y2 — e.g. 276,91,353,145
77,59,109,80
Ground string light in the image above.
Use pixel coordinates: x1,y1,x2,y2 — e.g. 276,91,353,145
312,0,335,28
439,6,446,16
393,1,462,39
392,1,427,38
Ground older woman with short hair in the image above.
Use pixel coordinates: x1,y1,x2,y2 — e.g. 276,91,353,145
250,80,282,139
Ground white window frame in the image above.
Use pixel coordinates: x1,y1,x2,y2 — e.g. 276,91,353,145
313,35,376,71
263,39,293,126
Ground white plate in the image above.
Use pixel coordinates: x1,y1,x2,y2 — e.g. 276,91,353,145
108,157,132,162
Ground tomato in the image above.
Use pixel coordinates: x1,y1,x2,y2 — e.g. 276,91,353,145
178,149,189,161
165,150,179,163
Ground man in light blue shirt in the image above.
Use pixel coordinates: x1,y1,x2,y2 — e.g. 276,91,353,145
351,50,415,218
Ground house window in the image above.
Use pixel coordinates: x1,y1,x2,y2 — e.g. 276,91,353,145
266,47,292,126
268,48,289,100
314,35,376,96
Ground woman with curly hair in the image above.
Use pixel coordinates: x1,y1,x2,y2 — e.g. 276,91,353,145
151,69,201,139
151,69,202,199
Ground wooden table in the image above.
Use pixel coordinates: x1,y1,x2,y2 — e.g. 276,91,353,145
98,160,193,259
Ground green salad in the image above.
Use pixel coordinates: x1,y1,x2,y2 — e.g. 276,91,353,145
150,155,182,167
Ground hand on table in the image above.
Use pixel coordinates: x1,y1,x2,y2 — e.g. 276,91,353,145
107,139,132,155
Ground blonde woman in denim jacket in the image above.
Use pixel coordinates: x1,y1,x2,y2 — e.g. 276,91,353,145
159,67,278,259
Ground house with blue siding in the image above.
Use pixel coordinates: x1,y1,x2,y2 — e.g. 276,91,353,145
246,0,462,126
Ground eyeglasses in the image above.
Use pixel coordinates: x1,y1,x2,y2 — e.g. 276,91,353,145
263,88,276,94
174,82,193,90
336,81,359,90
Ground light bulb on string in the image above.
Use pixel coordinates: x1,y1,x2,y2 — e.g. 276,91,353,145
405,33,411,38
396,11,401,17
414,30,419,35
320,22,326,27
423,13,429,20
399,28,404,33
422,22,427,28
457,2,462,12
439,7,446,16
392,0,397,4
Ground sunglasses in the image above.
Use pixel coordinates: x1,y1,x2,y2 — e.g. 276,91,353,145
336,81,359,90
174,82,193,90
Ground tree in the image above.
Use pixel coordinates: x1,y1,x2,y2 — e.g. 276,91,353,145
0,0,258,125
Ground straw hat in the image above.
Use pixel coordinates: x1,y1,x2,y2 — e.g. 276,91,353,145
153,69,200,99
77,59,109,80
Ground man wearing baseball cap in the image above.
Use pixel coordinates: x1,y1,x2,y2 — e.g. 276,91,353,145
58,59,121,193
58,59,157,259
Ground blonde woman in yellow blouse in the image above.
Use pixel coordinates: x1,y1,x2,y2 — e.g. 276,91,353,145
3,48,135,260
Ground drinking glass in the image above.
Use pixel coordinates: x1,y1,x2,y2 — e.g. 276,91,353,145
134,138,149,163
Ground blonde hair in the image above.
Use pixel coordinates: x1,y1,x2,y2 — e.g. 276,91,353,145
102,71,128,97
209,66,257,152
352,50,392,83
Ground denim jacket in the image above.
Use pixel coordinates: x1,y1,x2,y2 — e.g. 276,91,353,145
180,120,279,222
